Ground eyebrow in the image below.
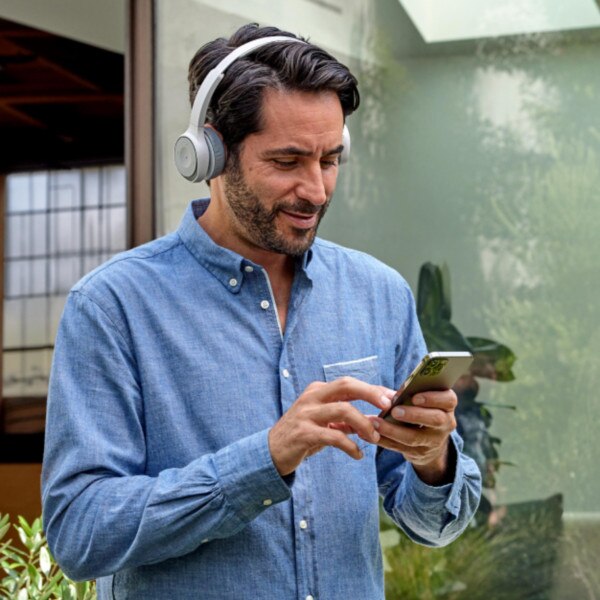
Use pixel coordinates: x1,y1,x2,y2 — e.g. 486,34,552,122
262,144,344,158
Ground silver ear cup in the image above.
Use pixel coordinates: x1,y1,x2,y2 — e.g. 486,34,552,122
203,127,227,180
339,124,351,164
174,135,200,180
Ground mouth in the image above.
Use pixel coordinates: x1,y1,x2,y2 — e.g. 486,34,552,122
279,209,319,230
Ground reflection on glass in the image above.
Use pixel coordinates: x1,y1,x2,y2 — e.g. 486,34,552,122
324,2,600,597
3,166,126,401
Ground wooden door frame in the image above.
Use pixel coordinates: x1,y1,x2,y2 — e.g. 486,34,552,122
126,0,156,248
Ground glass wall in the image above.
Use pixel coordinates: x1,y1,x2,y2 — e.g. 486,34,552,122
155,1,600,597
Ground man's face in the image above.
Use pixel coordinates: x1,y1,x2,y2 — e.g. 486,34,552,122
221,88,345,257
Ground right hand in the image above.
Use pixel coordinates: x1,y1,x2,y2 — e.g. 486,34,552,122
268,377,395,476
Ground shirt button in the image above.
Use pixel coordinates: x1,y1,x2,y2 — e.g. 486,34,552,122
229,278,238,287
263,499,272,506
299,519,308,530
244,265,254,273
306,595,314,600
260,300,270,310
282,369,290,378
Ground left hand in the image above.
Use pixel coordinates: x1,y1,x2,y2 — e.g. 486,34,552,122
372,389,458,485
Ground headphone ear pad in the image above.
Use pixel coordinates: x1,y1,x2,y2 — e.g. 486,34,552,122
340,124,351,164
203,127,227,180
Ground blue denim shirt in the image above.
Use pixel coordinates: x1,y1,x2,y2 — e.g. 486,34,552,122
42,199,481,600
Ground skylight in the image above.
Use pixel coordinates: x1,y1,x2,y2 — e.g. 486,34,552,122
399,0,600,43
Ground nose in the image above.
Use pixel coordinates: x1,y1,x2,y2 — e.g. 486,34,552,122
296,162,328,206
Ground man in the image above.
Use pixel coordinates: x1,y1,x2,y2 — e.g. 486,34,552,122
42,23,481,599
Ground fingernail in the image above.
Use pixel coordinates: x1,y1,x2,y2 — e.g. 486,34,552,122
413,395,425,405
372,430,380,443
380,395,391,408
392,407,405,419
384,388,396,399
372,419,380,430
357,450,364,459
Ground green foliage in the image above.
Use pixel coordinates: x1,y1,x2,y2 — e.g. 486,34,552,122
416,262,517,494
381,263,565,598
0,513,96,600
382,494,563,600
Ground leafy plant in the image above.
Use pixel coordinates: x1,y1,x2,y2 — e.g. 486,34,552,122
382,493,562,600
416,262,517,504
0,513,96,600
381,263,564,599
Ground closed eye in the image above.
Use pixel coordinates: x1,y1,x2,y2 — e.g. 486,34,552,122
320,158,338,169
272,159,297,169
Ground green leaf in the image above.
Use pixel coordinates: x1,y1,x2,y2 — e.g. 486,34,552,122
39,570,67,600
0,523,10,542
417,262,452,324
467,336,517,381
0,564,22,579
61,581,77,600
17,517,33,538
424,320,471,352
0,514,10,535
440,262,452,320
16,527,30,550
27,563,40,585
30,518,42,537
39,545,52,576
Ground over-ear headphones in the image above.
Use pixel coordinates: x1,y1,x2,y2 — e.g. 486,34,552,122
174,36,351,183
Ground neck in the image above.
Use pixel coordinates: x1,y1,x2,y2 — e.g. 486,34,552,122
198,188,298,332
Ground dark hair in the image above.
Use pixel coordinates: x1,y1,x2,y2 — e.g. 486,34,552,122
188,23,360,160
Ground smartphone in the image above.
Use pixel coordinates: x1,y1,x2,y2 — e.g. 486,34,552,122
380,351,474,424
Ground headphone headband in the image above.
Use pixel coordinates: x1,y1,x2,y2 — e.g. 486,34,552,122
189,36,307,136
175,35,351,182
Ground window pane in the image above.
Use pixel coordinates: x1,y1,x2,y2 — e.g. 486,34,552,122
3,166,126,400
49,171,80,209
49,211,82,255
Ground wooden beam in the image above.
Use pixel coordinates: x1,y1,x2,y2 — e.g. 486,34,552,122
125,0,155,248
0,94,123,104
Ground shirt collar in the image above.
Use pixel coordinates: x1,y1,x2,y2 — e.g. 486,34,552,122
177,199,314,292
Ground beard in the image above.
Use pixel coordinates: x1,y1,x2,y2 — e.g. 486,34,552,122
222,156,330,257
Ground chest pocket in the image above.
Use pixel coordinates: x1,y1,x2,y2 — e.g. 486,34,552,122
323,355,381,416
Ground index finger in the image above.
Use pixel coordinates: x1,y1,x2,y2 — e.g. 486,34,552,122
411,389,457,412
312,376,394,412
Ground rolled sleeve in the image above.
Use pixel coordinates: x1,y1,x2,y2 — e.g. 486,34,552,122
378,430,482,547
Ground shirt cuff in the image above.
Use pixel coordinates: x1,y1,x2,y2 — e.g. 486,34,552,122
213,428,292,524
406,430,465,521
